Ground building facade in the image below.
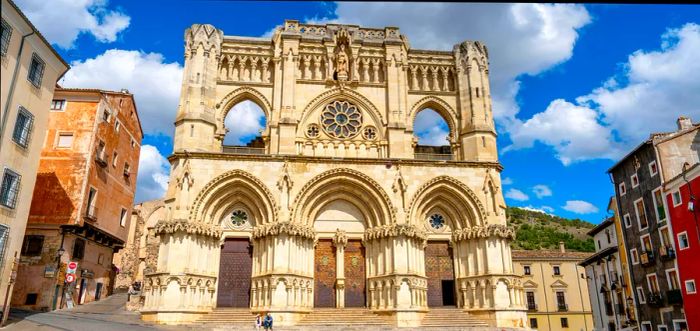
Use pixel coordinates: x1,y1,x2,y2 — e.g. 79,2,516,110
0,0,69,308
512,245,594,331
580,208,636,331
12,88,143,310
608,118,698,331
141,21,527,327
658,118,698,331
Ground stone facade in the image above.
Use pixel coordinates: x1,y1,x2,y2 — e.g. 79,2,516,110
141,20,527,327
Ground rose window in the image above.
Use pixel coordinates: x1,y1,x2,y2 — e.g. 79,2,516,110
320,100,362,139
362,126,377,140
230,209,248,227
429,213,445,230
306,124,320,138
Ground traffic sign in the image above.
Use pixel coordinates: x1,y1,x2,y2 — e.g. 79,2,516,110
65,274,76,283
67,262,78,274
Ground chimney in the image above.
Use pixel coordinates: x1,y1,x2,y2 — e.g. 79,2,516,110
559,241,566,253
677,116,692,130
120,88,130,94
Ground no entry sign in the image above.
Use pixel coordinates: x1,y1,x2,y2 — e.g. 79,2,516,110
65,273,76,283
67,261,78,274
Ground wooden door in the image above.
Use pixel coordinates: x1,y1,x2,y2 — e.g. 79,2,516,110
425,241,455,306
314,239,336,307
344,240,366,307
217,238,252,307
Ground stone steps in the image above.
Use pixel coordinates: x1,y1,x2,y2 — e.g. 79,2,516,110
420,308,489,327
197,308,255,323
297,308,392,326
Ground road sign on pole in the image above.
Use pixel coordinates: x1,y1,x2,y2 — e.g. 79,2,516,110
65,273,76,283
67,261,78,274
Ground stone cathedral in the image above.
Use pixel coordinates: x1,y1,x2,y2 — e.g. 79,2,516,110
141,20,527,327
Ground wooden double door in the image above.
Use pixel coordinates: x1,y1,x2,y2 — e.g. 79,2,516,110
217,238,253,307
425,241,456,306
314,239,366,307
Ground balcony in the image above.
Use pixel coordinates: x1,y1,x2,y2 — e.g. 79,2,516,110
557,303,569,312
414,145,453,161
84,204,98,222
222,146,266,155
667,289,683,305
527,303,538,311
640,251,655,267
660,246,676,261
414,153,454,161
647,292,664,307
95,153,108,167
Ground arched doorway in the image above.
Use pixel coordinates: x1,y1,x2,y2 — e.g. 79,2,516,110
425,211,456,307
313,199,367,308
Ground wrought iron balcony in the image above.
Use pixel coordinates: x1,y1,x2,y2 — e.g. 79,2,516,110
95,153,108,167
557,303,569,312
640,250,655,266
667,289,683,305
647,292,664,307
660,246,676,261
527,303,538,311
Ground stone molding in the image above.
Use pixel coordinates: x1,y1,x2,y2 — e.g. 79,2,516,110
252,222,315,240
144,272,217,291
363,223,427,242
407,95,459,137
451,224,515,241
153,219,223,239
332,229,348,247
407,175,487,226
215,86,273,129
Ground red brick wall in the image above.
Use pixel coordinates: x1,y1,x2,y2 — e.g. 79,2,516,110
314,239,336,307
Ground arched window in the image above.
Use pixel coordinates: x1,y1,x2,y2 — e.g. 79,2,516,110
223,100,267,154
413,108,451,160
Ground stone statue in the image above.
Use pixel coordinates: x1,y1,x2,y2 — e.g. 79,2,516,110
335,44,349,80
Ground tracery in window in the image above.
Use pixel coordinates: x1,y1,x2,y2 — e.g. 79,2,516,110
320,100,362,139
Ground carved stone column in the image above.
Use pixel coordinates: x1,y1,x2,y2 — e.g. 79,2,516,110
332,229,348,308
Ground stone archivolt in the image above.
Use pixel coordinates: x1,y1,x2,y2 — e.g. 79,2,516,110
407,175,487,228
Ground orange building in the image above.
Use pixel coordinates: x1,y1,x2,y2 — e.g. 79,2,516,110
11,87,143,310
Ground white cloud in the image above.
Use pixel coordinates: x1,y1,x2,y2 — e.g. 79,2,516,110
505,188,529,201
532,184,552,198
414,109,449,146
223,101,266,145
520,205,555,215
15,0,130,49
315,3,590,123
562,200,599,214
62,49,183,136
506,23,700,164
135,145,170,202
501,177,513,185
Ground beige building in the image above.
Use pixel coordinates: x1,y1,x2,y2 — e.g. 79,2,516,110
0,0,69,308
142,21,527,327
513,245,594,331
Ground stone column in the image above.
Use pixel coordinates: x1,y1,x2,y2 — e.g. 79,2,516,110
333,229,348,308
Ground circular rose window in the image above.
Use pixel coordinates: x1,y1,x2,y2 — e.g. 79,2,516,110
320,100,362,139
230,209,248,227
429,213,445,230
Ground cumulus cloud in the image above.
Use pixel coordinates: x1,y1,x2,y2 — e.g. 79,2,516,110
562,200,599,214
223,101,266,145
62,49,183,136
506,23,700,164
532,184,553,198
312,3,590,123
15,0,130,49
414,109,449,146
505,188,529,201
520,205,555,215
135,145,170,202
501,177,513,185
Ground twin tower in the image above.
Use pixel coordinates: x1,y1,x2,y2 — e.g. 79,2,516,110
142,20,527,328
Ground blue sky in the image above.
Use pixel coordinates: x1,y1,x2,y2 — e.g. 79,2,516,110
15,1,700,223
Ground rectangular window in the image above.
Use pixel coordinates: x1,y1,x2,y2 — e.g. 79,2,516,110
524,265,531,275
529,318,538,328
103,109,110,122
631,173,639,188
667,269,680,290
635,198,649,230
556,291,567,310
112,152,118,167
619,182,626,196
686,280,697,294
672,191,682,207
115,120,121,133
20,235,44,256
561,317,569,328
674,321,689,331
637,286,646,303
0,225,9,268
124,162,130,177
526,291,536,309
27,53,45,87
72,238,85,260
641,322,652,331
647,273,660,293
624,214,632,228
130,139,135,149
96,140,106,162
12,106,34,148
120,208,127,227
56,132,73,148
86,187,97,219
0,168,21,209
553,265,561,276
678,232,689,250
631,248,639,264
659,227,672,249
50,99,66,111
659,326,669,331
0,19,11,57
653,188,667,222
24,293,38,305
641,234,653,252
649,161,658,176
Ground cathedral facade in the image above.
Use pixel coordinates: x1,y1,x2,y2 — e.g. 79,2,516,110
141,20,527,327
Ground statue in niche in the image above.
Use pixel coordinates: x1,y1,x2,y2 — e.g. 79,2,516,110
335,44,349,81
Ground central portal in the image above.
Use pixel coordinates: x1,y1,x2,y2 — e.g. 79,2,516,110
217,238,252,307
426,241,456,306
344,240,366,307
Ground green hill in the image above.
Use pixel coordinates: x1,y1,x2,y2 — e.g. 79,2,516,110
506,207,596,252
